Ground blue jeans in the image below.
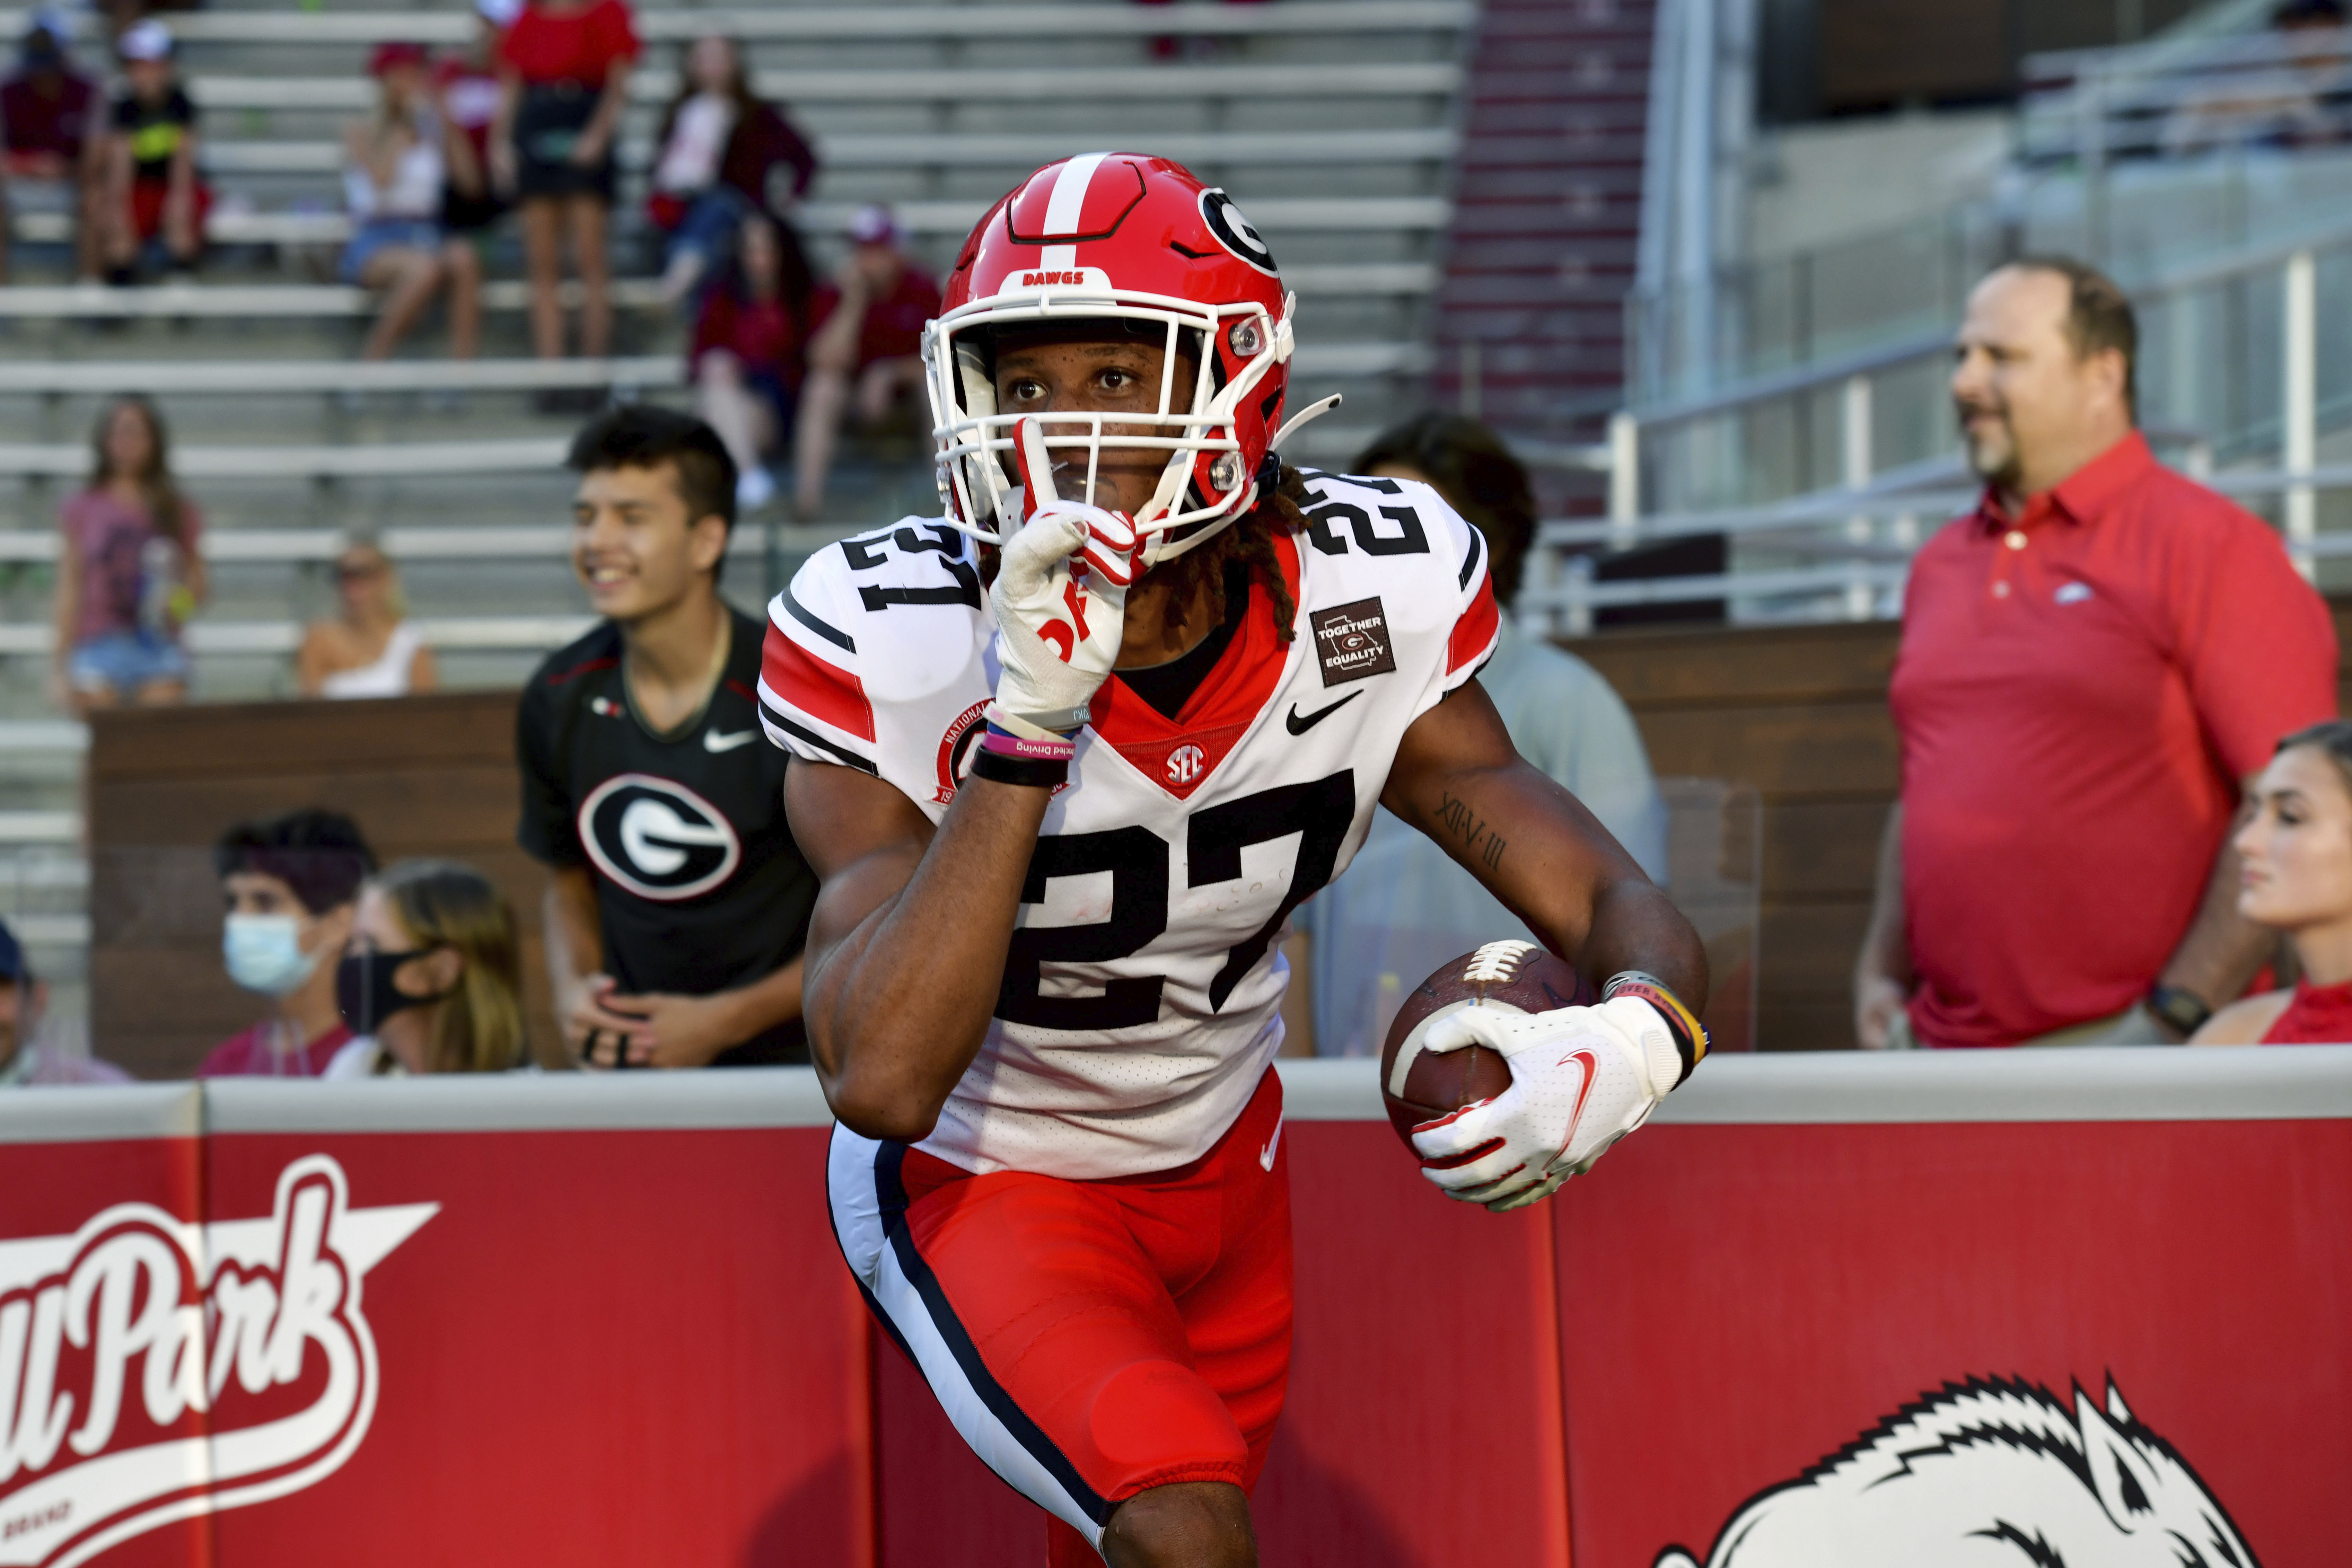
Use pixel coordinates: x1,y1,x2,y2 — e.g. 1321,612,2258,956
69,629,190,697
662,186,752,273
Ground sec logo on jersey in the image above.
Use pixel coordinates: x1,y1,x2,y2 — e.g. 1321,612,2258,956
579,774,742,900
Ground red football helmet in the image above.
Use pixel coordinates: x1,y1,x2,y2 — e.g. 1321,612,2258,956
923,153,1331,568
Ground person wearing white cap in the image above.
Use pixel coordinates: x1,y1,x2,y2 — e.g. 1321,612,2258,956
101,18,207,281
791,203,941,520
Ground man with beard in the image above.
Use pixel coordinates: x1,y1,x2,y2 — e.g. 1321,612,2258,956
1854,257,2337,1051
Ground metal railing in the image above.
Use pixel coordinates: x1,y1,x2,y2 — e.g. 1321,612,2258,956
1522,219,2352,632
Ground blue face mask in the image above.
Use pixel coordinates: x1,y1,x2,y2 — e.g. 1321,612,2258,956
223,913,323,997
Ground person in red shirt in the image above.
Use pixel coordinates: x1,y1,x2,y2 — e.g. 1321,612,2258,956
0,12,105,283
647,34,817,309
197,809,377,1078
692,214,805,512
490,0,638,380
790,203,943,520
1855,257,2339,1050
2196,722,2352,1045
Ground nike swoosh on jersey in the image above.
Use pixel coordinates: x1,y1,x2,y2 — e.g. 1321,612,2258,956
1284,692,1362,734
703,728,758,753
1258,1119,1283,1172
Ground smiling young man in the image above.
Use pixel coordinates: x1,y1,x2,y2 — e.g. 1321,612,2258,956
760,156,1709,1568
517,406,817,1067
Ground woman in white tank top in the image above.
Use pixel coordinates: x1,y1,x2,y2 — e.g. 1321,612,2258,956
297,543,438,699
342,42,482,362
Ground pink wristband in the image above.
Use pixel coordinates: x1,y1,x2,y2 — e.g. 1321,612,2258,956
981,724,1076,763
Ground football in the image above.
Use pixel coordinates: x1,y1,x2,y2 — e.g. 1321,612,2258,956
1378,940,1596,1147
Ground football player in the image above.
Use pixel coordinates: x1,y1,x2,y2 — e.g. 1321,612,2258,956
762,155,1709,1568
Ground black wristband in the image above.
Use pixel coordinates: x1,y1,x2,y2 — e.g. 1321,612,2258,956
1602,970,1709,1086
2145,983,2212,1038
970,747,1068,790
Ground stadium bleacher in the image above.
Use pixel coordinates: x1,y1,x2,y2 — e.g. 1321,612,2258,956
0,0,1481,1023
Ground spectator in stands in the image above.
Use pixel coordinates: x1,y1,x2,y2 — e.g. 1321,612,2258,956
1293,415,1670,1057
1854,258,2338,1050
101,20,206,285
0,10,105,284
2195,722,2352,1044
2162,0,2351,155
433,0,517,253
199,809,377,1077
492,0,639,386
325,858,531,1075
792,204,941,521
692,214,804,513
297,540,438,699
647,34,816,309
0,918,130,1085
50,396,206,716
519,408,818,1067
343,42,482,363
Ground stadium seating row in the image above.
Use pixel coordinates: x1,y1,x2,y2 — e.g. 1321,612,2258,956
85,2,1475,46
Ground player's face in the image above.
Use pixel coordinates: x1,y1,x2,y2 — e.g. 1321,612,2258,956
2236,746,2352,930
991,334,1196,519
571,461,726,624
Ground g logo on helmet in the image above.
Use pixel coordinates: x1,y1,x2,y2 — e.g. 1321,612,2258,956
579,775,741,900
1199,188,1278,277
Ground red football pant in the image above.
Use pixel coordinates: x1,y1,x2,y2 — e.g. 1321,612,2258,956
828,1067,1293,1563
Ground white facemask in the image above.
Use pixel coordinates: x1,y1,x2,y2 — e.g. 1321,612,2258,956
223,913,323,997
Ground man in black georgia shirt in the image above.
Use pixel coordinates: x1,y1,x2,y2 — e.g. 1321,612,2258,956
518,408,816,1066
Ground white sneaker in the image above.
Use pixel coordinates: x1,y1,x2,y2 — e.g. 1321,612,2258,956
737,467,776,512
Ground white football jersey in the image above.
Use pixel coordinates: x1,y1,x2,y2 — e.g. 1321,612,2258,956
759,472,1502,1179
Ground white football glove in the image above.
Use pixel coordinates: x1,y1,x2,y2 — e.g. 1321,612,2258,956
1408,995,1688,1212
989,417,1139,734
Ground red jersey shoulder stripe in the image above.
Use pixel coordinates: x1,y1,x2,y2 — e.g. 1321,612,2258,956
762,620,877,742
1447,569,1501,675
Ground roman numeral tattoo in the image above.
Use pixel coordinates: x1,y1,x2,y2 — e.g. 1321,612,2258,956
1433,790,1507,871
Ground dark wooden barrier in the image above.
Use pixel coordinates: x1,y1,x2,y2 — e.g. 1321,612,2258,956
87,693,550,1079
1566,620,1900,1052
88,601,2352,1073
1568,599,2352,1051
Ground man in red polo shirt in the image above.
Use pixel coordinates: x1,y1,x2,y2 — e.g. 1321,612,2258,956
1854,257,2337,1049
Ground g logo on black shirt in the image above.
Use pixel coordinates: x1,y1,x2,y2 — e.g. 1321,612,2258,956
579,774,741,900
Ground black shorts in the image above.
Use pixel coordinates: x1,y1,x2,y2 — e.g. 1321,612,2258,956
513,82,615,204
440,184,507,234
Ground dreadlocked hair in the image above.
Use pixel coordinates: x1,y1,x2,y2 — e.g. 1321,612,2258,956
1151,464,1312,644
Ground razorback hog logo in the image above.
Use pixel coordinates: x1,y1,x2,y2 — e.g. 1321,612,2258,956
0,1155,433,1568
1658,1374,2258,1568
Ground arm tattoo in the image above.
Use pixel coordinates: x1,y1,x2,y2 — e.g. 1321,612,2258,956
1432,789,1507,871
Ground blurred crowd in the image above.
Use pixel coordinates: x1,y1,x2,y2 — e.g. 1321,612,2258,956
0,0,946,522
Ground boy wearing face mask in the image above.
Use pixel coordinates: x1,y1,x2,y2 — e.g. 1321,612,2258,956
197,808,378,1077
